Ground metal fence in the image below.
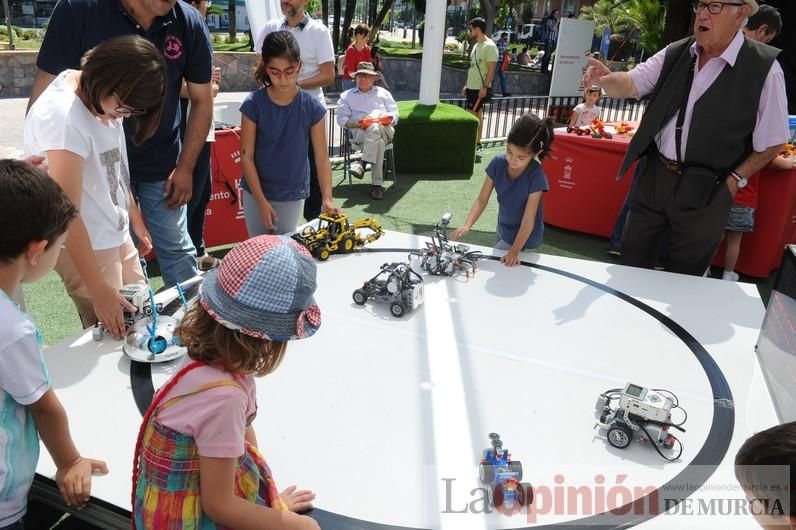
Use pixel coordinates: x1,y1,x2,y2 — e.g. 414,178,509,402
324,95,648,161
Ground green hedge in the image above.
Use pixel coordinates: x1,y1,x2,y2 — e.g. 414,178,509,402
394,101,479,174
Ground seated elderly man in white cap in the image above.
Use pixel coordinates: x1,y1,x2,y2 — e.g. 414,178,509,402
336,61,399,200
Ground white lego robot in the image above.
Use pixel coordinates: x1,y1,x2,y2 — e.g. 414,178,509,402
594,383,687,460
93,277,203,363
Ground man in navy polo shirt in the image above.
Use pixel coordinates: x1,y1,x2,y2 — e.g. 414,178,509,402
28,0,214,288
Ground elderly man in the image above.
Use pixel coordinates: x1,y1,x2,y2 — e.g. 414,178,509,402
28,0,214,288
584,0,789,276
336,62,399,201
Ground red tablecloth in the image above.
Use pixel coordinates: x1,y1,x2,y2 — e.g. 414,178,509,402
204,128,250,248
542,129,636,237
542,128,796,278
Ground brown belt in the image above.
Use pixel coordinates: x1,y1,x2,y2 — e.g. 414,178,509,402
657,153,684,174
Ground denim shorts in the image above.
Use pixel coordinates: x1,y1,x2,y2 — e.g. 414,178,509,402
725,205,755,232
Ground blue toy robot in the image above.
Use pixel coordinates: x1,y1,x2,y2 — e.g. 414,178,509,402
479,432,532,508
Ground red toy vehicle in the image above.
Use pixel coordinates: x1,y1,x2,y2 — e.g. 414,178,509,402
566,126,591,136
614,121,635,134
590,119,613,139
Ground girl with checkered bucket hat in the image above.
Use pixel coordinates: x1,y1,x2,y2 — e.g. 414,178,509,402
132,235,321,530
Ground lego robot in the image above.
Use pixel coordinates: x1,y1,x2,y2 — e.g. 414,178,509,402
411,213,482,278
352,262,424,318
479,433,532,508
92,277,203,363
594,383,687,460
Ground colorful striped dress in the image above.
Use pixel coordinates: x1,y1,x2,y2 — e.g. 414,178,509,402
132,361,287,529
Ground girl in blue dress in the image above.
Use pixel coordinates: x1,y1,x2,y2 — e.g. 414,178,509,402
451,114,554,266
239,31,337,235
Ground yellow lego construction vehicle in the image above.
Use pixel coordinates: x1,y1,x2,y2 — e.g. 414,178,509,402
292,212,384,261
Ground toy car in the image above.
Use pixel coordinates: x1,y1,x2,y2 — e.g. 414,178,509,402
479,433,532,508
567,126,591,136
411,213,482,278
293,212,384,261
352,262,424,317
590,118,613,139
614,121,635,134
594,383,686,460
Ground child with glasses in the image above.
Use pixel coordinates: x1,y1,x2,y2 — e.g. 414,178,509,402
23,35,166,340
240,31,338,236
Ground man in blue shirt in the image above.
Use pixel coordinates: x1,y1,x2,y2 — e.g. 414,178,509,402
28,0,214,288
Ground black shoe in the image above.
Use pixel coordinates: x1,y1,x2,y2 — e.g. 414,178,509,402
502,93,512,97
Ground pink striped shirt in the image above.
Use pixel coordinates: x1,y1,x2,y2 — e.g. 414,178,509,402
628,31,789,161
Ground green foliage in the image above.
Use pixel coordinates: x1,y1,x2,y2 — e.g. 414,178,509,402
580,0,665,54
624,0,664,53
0,26,19,40
206,4,224,16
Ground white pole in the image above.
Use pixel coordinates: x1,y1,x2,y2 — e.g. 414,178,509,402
245,0,282,39
418,0,446,105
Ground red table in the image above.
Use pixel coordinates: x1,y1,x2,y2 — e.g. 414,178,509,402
542,127,796,278
542,128,636,238
204,128,250,248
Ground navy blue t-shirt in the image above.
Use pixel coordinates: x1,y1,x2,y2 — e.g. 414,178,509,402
36,0,213,183
486,155,549,249
239,88,326,202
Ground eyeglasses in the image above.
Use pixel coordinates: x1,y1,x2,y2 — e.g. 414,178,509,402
693,1,744,14
112,93,147,117
266,66,299,79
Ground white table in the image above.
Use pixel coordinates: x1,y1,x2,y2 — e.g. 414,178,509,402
34,231,778,529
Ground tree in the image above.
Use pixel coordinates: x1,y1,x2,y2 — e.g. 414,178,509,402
480,0,500,35
581,0,666,54
339,0,356,51
661,0,692,46
332,0,341,53
580,0,633,35
624,0,664,53
369,0,397,44
227,0,236,43
321,0,329,27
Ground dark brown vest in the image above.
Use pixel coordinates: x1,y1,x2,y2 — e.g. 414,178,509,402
618,35,780,178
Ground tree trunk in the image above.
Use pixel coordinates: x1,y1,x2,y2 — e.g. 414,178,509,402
481,0,500,36
340,0,357,51
661,0,692,46
227,0,236,43
321,0,329,28
332,0,341,52
371,0,397,44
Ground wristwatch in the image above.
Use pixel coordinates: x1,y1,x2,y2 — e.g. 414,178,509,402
730,170,748,189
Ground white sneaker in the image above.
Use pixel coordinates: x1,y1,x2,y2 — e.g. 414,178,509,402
722,270,739,282
703,266,711,278
349,162,365,179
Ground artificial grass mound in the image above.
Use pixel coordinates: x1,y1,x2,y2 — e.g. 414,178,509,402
394,101,478,174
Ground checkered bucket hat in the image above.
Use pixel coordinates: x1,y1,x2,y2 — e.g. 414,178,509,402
200,235,321,341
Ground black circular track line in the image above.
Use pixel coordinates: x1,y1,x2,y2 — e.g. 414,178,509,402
129,248,734,529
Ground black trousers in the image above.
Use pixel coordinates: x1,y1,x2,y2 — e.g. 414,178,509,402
303,140,322,222
620,155,733,276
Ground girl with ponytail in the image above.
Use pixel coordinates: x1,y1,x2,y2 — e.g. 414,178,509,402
451,114,555,266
